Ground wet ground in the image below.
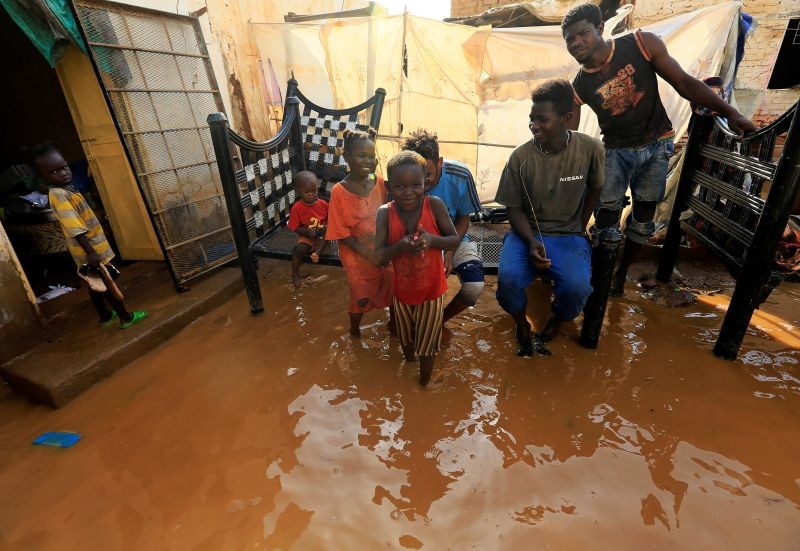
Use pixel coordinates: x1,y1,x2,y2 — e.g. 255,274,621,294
1,260,798,550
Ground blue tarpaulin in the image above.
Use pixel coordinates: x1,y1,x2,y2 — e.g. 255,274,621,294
1,0,87,66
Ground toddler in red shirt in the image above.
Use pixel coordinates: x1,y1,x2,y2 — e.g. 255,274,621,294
288,171,328,288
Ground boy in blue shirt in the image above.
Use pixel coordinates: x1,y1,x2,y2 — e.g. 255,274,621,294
401,129,485,323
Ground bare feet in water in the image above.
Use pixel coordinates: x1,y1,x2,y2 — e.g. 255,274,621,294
419,364,433,386
349,312,363,338
418,356,436,386
293,274,327,289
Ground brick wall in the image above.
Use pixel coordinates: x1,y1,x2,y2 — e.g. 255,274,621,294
451,0,523,18
451,0,603,19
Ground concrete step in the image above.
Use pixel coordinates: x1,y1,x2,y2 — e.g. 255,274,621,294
0,266,243,408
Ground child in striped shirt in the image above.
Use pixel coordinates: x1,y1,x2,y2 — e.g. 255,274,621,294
33,143,146,328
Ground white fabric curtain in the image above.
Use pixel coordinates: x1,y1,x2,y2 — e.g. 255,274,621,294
249,2,742,203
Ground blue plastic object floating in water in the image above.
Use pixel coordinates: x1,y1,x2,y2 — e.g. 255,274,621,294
33,431,81,448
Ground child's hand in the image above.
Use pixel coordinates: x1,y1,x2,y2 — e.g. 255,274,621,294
396,234,423,255
310,252,320,263
414,225,431,254
370,250,388,267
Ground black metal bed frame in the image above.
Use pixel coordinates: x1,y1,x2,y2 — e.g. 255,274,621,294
207,80,618,349
657,101,800,359
208,82,387,313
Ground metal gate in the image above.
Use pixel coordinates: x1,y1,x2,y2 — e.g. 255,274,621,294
72,0,234,287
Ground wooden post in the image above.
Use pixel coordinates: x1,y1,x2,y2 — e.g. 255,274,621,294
580,227,624,349
656,114,715,282
207,113,264,314
714,105,800,359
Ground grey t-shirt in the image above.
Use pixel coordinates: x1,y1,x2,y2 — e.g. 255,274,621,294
494,132,604,236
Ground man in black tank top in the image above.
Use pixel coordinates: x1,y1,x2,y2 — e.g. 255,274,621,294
561,3,756,295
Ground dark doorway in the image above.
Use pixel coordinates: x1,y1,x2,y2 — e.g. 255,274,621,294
0,8,116,307
767,18,800,90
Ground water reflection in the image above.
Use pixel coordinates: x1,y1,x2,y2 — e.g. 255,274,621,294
258,275,799,547
0,269,797,549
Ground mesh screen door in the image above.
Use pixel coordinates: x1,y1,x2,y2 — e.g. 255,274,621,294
73,0,234,286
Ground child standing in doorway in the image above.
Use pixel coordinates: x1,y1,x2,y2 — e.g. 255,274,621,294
32,142,147,328
288,170,328,288
325,129,393,337
375,151,460,386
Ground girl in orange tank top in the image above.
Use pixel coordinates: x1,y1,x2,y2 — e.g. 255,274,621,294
375,151,460,386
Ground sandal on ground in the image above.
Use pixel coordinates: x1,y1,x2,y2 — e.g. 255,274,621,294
121,310,148,329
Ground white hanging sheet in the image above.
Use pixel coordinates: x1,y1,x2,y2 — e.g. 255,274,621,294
249,2,741,202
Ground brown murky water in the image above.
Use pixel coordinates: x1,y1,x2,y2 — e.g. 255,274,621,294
1,265,798,550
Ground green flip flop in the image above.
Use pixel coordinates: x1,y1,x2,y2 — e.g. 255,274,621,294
100,311,118,328
121,310,148,329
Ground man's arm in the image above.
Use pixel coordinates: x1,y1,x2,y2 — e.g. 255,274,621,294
582,143,605,230
496,153,550,268
507,206,536,247
582,186,602,231
641,32,756,136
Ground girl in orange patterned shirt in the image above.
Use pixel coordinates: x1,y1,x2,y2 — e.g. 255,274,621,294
326,129,394,337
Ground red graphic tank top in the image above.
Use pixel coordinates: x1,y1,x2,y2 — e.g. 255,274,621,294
388,196,447,305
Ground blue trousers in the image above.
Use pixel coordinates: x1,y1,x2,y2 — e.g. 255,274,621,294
496,232,592,321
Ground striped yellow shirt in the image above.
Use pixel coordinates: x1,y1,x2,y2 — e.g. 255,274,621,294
48,186,114,267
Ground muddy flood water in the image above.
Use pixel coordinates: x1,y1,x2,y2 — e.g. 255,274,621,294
1,262,799,550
